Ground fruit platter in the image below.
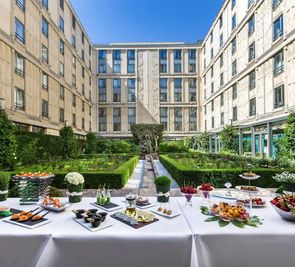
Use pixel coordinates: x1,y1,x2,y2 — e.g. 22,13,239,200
270,195,295,221
201,202,263,228
39,197,71,212
236,198,266,207
111,209,159,229
3,207,51,229
72,209,112,232
180,185,197,206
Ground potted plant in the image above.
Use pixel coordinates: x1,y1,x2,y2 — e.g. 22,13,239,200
64,172,85,203
154,176,171,203
273,172,295,194
0,173,10,202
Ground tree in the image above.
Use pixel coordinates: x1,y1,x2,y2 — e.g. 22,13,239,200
59,126,79,158
85,132,97,154
282,112,295,159
220,125,239,154
131,124,164,154
197,132,210,152
0,111,17,170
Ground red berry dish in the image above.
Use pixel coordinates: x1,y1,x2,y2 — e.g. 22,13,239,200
199,183,214,191
180,186,197,194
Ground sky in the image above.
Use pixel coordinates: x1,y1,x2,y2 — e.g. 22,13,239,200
70,0,224,44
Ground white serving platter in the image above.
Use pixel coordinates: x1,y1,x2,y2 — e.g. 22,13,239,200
73,217,112,232
3,217,51,229
151,208,181,219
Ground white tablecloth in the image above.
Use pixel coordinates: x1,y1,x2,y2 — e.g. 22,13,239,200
0,198,192,267
178,197,295,267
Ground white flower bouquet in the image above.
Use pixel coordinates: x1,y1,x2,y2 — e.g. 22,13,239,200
65,172,85,185
273,172,295,183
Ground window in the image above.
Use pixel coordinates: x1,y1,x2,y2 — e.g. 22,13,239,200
232,37,237,54
211,117,215,128
232,0,236,9
233,106,238,121
188,49,196,73
82,84,85,96
249,70,256,90
232,60,237,76
59,108,64,123
72,74,76,87
128,78,136,102
174,108,182,131
42,17,48,37
220,93,224,106
211,48,214,60
232,83,237,100
189,79,197,102
211,82,214,94
160,107,168,131
273,15,283,41
232,14,236,30
42,99,49,117
189,107,197,131
113,50,121,73
59,16,64,32
82,118,85,129
160,78,168,102
71,35,76,48
15,53,24,77
59,62,64,77
273,0,282,9
113,78,121,102
72,14,76,29
220,53,224,67
42,0,48,10
82,67,85,78
82,101,85,112
72,56,76,68
220,73,224,86
274,50,284,75
211,100,214,111
98,50,107,73
72,94,76,107
159,49,167,73
274,85,284,108
113,108,121,131
60,0,64,11
249,98,256,116
128,107,136,131
220,112,224,125
210,32,213,43
16,0,25,11
72,113,76,127
248,15,255,36
174,49,182,73
99,108,107,131
81,49,85,62
99,79,106,102
249,42,255,62
60,85,64,100
41,44,48,64
59,39,64,55
211,66,214,77
82,33,85,45
174,78,182,102
219,15,223,28
42,72,48,90
127,50,135,73
15,88,25,110
15,18,25,44
220,33,224,48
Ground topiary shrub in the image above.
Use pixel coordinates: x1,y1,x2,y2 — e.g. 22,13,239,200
85,132,97,154
158,141,189,153
0,111,17,170
60,126,79,158
197,132,210,152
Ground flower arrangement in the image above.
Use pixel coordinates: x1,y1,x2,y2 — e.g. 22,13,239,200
64,172,85,185
273,172,295,184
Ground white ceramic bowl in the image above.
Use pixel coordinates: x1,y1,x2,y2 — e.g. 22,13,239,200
271,204,295,221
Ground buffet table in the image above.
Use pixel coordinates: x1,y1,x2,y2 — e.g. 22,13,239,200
178,197,295,267
0,198,193,267
1,197,295,267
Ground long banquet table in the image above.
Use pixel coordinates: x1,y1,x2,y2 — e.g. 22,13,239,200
0,197,295,267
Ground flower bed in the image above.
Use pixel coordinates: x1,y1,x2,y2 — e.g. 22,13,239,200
159,154,295,188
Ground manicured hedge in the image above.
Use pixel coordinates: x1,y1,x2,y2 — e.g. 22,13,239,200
49,155,138,189
159,155,295,188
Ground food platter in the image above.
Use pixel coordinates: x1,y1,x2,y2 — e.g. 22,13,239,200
151,207,181,219
235,185,261,194
236,198,266,208
39,197,71,212
3,216,51,229
73,217,112,232
91,202,121,212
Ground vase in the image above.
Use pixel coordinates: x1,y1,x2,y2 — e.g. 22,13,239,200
283,182,295,195
156,184,170,203
67,183,84,203
0,184,9,202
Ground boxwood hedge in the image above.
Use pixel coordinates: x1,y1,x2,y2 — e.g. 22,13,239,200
159,154,295,188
